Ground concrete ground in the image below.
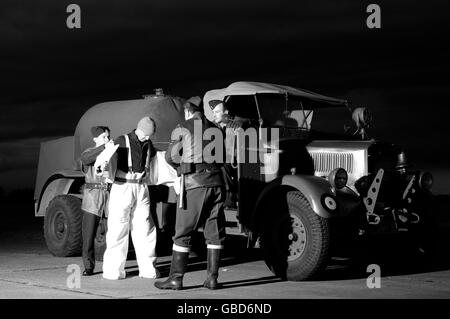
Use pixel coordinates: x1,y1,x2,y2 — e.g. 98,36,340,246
2,251,450,299
1,197,450,299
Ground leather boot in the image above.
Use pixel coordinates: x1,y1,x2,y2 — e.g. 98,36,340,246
203,248,221,289
154,250,189,290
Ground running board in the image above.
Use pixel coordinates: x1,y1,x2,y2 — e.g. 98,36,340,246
225,208,243,235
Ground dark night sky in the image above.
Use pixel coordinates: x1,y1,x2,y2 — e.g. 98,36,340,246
1,0,449,192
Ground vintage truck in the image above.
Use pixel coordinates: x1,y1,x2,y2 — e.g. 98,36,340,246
34,82,435,281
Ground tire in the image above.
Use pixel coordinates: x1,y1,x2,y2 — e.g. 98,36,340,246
94,217,107,261
260,191,330,281
44,195,83,257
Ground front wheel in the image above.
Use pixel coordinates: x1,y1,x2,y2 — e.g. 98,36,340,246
261,191,331,281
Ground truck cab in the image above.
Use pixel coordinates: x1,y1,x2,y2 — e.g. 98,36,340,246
202,82,435,280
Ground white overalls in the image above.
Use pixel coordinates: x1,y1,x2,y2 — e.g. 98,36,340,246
102,135,158,280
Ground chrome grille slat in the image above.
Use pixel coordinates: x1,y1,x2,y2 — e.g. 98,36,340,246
309,152,354,174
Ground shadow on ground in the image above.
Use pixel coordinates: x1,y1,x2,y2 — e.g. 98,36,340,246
320,195,450,281
320,239,450,282
126,234,266,278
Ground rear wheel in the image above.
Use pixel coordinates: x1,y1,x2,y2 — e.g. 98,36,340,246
44,195,82,257
261,191,330,280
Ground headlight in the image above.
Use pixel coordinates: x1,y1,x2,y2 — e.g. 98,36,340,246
355,175,370,196
328,168,348,190
418,171,433,191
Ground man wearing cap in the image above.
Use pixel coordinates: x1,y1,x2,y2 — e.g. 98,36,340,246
102,116,159,280
80,126,112,276
209,99,251,131
154,96,226,290
208,99,252,209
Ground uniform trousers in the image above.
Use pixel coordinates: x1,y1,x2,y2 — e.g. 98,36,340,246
82,211,101,271
173,186,226,252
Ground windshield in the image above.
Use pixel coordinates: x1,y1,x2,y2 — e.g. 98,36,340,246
311,106,353,135
225,94,352,131
225,94,314,129
257,94,314,129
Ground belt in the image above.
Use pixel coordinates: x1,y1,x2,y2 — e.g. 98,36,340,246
194,163,220,173
84,183,111,191
114,177,145,184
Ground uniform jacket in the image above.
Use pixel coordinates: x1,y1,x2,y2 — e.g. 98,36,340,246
165,112,224,190
218,115,254,164
80,145,109,216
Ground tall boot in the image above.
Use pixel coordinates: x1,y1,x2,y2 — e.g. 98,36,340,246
154,250,189,290
203,248,221,289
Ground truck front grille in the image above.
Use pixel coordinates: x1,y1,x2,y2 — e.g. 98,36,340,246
309,152,354,174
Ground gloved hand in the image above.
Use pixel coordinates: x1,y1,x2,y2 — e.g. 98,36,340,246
229,118,251,130
228,118,247,130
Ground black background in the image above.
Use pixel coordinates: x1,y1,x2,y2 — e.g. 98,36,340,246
1,0,449,194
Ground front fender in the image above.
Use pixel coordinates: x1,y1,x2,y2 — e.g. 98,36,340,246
252,174,337,224
35,170,84,217
281,175,337,218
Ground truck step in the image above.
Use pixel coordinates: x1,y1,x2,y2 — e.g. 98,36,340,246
224,208,243,236
197,208,244,236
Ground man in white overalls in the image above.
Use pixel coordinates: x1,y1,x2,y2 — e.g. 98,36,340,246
102,117,158,280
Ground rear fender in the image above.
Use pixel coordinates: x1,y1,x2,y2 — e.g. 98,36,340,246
35,170,84,217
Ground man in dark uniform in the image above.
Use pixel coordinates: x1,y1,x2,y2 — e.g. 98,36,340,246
209,100,249,129
80,126,111,276
208,99,252,209
154,96,226,290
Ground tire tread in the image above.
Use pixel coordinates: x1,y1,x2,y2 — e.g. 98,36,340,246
44,195,83,257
